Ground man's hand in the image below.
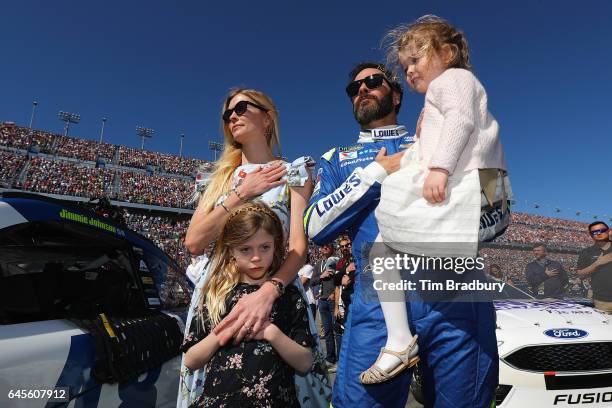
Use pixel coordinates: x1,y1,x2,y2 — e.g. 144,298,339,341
320,270,333,280
327,293,335,301
595,253,612,267
423,168,449,203
375,147,404,175
346,262,356,274
213,282,278,346
545,267,559,278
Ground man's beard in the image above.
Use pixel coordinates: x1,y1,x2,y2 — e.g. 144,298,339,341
353,91,394,126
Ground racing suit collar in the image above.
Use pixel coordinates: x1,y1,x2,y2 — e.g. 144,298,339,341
357,124,408,143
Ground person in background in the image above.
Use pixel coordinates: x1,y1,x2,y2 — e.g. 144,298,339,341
577,222,612,311
524,244,568,299
298,256,317,318
313,243,341,368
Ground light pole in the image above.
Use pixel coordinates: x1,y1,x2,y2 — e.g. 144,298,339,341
28,100,38,134
99,117,107,143
58,111,81,137
179,133,185,157
136,126,154,150
208,140,223,161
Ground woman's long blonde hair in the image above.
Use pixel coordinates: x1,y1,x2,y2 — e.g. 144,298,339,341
198,89,282,213
200,202,285,326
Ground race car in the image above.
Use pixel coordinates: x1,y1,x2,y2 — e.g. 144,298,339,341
0,192,191,407
411,282,612,407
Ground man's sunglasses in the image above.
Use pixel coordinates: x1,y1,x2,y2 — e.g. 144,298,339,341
339,243,352,248
346,74,388,98
223,100,268,124
590,227,609,237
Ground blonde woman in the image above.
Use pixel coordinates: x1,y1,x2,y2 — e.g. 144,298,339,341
178,88,330,407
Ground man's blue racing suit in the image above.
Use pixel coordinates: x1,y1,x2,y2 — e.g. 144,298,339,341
304,125,499,408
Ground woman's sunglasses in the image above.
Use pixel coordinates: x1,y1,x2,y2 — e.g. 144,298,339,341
223,100,268,124
346,74,387,98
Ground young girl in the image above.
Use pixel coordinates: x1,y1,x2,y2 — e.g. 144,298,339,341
182,202,314,407
361,15,511,384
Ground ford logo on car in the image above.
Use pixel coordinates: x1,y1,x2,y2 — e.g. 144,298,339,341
544,328,588,339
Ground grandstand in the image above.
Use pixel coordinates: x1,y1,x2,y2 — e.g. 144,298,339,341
0,122,596,297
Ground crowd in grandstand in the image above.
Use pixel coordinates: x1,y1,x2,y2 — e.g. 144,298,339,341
1,124,212,176
493,223,592,248
54,135,116,162
0,151,26,187
24,157,114,198
117,172,193,208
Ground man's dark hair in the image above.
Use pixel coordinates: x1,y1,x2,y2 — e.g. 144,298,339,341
588,221,608,231
532,243,547,251
348,61,403,113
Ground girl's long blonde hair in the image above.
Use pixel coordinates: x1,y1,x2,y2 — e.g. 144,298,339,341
200,202,285,327
198,89,281,213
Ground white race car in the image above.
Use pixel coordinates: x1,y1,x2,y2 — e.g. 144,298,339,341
0,193,191,407
411,282,612,407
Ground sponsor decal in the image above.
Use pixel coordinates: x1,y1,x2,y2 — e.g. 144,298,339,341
312,180,321,196
554,392,612,405
358,148,380,156
314,173,361,216
339,144,362,152
141,276,154,285
139,260,149,272
340,157,371,167
544,328,588,339
371,128,402,138
339,151,358,161
494,300,586,310
59,209,118,234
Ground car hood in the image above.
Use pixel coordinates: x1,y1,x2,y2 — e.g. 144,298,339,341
494,300,610,329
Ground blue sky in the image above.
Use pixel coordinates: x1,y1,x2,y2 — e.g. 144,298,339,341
1,1,610,223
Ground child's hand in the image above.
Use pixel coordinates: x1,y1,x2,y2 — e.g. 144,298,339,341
254,320,277,342
423,168,449,203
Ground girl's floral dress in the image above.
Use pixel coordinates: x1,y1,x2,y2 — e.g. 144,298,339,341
180,283,312,408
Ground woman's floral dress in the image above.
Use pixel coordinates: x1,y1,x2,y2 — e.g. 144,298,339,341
181,283,312,408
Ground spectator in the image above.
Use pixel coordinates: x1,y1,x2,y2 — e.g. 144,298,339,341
577,222,612,311
524,244,569,298
313,243,340,368
334,238,355,334
298,259,317,318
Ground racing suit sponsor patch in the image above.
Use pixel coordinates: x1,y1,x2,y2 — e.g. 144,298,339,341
339,151,358,161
